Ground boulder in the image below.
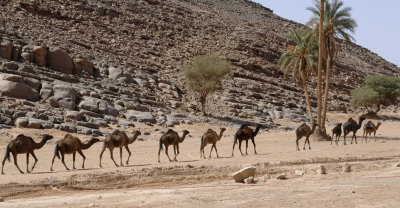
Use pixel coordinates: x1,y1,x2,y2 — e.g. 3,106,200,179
15,117,29,127
59,123,77,133
2,62,19,70
295,170,304,176
343,162,351,172
21,52,33,62
317,164,326,174
275,174,287,180
23,77,41,92
74,58,94,76
244,176,255,184
32,45,47,67
0,80,39,101
0,41,13,60
108,66,123,79
49,83,77,109
125,110,156,123
78,97,119,116
65,111,84,121
165,114,179,127
46,47,73,74
40,82,53,100
27,118,44,129
263,174,272,182
0,73,24,83
77,121,99,129
232,166,256,182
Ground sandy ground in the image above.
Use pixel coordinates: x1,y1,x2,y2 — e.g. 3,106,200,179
0,113,399,207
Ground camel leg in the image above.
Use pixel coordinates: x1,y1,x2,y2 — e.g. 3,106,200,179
331,134,333,145
72,152,76,169
251,138,257,154
125,146,131,165
238,140,244,155
119,147,124,166
61,153,69,171
174,144,180,162
164,145,172,162
50,154,57,171
77,150,86,169
343,133,347,145
158,145,162,163
307,137,311,150
296,138,300,151
353,133,358,144
173,145,177,161
209,144,214,158
30,151,38,172
214,144,220,158
231,140,237,157
109,148,118,167
1,154,7,175
245,140,249,155
12,152,24,174
99,146,106,168
303,138,307,150
374,132,377,142
201,144,206,159
26,153,30,173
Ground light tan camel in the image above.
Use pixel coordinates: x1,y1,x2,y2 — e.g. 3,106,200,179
2,134,53,174
362,121,382,143
99,130,141,167
50,134,100,171
200,128,226,159
158,129,189,162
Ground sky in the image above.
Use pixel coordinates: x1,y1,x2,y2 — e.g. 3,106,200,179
252,0,400,67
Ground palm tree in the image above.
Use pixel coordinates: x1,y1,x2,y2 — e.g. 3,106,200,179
278,27,318,125
308,0,357,130
317,0,325,132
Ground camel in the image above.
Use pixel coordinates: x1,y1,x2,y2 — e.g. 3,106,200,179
50,134,100,171
200,128,226,159
99,130,141,167
231,124,262,156
362,121,382,143
158,129,190,162
343,116,365,145
1,134,53,174
331,123,342,146
295,123,317,151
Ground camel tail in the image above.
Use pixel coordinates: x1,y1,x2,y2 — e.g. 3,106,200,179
159,138,163,151
4,144,10,162
54,144,60,159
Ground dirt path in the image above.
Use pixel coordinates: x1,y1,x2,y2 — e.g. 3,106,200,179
0,114,399,207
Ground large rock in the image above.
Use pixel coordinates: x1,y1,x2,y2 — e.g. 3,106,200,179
108,66,123,79
27,118,44,129
59,123,77,133
65,111,84,121
76,121,99,129
48,83,77,109
46,47,73,74
32,45,47,67
23,77,41,92
0,73,24,83
15,117,29,127
0,41,13,60
232,166,256,182
0,80,39,101
78,97,118,116
74,58,94,76
125,110,155,123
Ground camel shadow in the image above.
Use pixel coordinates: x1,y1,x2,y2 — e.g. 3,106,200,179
124,163,154,168
176,160,199,163
372,136,400,141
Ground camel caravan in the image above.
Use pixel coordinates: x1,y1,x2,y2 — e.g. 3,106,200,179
1,118,382,174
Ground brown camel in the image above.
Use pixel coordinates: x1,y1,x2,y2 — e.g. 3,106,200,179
99,130,141,167
331,123,342,146
1,134,53,174
295,123,317,151
362,121,382,143
231,124,262,156
200,128,226,159
50,134,100,171
158,129,190,162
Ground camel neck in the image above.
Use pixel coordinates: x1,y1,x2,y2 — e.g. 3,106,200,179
253,126,261,136
82,140,97,150
218,130,225,141
129,133,140,144
179,133,188,143
33,138,49,149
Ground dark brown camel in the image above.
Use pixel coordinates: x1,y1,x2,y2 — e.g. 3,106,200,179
158,129,190,162
362,121,382,143
200,128,226,159
331,123,342,146
99,130,141,167
295,123,317,151
343,116,366,145
50,134,100,171
1,134,53,174
231,125,262,156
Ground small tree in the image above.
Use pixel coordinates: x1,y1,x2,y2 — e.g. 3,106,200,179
350,74,400,113
184,54,232,116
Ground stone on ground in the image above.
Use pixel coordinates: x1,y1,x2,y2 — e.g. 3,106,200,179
232,166,256,183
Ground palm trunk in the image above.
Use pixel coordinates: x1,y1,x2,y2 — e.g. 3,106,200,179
200,96,206,116
317,0,325,131
302,76,314,125
321,55,331,129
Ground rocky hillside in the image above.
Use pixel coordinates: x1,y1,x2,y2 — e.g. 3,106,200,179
0,0,399,134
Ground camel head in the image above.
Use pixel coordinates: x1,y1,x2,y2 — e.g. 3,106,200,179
359,116,366,123
41,134,54,141
312,123,318,130
133,130,142,137
376,122,382,128
182,130,190,136
220,128,226,133
336,123,342,128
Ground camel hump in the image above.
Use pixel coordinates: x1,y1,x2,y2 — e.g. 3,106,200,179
166,129,175,134
207,129,213,132
348,118,354,122
111,129,120,135
239,124,248,129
